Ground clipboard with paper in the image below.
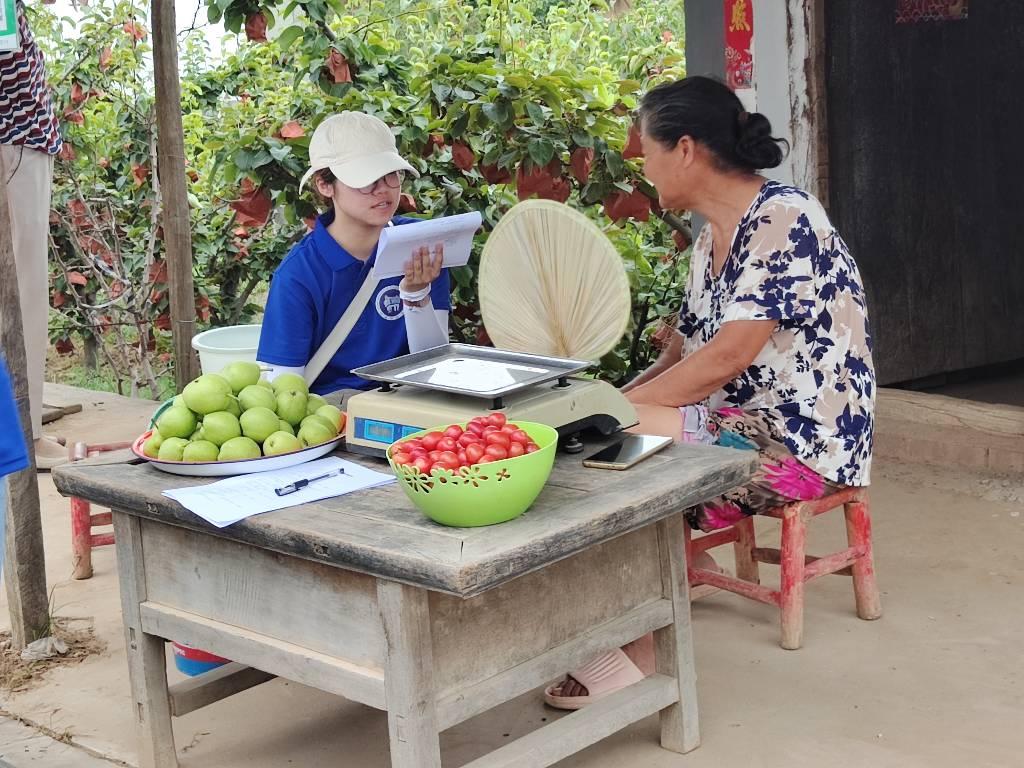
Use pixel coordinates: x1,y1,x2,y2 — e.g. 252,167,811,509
371,211,482,279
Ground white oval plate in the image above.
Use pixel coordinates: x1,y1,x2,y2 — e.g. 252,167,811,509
132,430,345,477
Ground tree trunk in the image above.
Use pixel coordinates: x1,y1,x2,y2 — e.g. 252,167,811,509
0,152,50,649
151,0,199,391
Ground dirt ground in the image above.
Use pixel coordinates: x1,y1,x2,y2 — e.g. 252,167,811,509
1,383,1023,767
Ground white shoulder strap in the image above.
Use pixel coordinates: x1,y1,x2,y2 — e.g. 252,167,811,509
303,271,378,387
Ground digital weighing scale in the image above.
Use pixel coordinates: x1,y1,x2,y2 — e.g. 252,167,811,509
344,344,637,457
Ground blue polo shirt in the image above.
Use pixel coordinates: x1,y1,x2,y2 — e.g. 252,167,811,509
257,212,451,394
0,360,29,477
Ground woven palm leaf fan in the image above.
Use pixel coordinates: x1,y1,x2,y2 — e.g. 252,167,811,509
479,200,631,361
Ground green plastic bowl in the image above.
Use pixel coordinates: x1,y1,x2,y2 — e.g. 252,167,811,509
387,421,558,527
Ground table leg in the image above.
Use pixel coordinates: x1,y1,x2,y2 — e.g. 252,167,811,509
378,581,442,768
654,513,700,753
113,513,177,768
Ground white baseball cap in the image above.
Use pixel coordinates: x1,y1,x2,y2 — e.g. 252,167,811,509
299,112,419,193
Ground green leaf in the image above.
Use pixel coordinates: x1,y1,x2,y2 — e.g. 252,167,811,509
527,138,554,168
431,82,453,104
605,151,625,178
276,25,304,50
526,102,546,126
572,131,594,148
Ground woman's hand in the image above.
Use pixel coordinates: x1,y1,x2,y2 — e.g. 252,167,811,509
403,243,444,292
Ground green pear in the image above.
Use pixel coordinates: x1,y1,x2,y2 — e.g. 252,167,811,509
276,389,308,427
316,404,344,432
221,361,261,394
271,373,309,396
301,413,337,437
256,378,273,391
218,436,261,461
240,406,279,443
298,418,336,447
277,419,295,436
225,394,241,417
238,384,277,413
156,406,197,439
190,427,205,441
172,394,186,409
306,394,327,415
182,375,232,415
263,430,304,456
157,437,189,461
182,440,220,462
142,432,163,458
202,411,242,447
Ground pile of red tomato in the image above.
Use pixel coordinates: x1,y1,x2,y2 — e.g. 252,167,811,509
390,413,541,475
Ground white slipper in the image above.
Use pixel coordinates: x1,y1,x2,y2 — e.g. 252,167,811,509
543,648,646,711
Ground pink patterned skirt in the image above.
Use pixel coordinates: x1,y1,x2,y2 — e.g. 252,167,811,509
683,407,844,532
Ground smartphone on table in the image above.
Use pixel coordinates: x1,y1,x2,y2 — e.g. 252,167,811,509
582,434,674,470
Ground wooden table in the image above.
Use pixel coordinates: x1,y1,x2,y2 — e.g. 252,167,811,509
53,441,755,768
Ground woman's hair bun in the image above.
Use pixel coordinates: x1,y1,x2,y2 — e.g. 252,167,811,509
735,112,786,170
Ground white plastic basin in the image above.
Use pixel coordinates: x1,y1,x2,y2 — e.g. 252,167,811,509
190,324,262,375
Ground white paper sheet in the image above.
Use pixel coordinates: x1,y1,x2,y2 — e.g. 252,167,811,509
394,358,548,394
372,212,482,279
162,457,395,528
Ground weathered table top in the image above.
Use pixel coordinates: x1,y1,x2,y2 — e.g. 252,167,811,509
52,441,756,597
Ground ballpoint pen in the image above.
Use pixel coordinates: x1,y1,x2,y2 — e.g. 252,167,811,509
274,467,346,496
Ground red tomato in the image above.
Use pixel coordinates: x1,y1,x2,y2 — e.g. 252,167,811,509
477,455,495,463
438,451,459,466
524,442,540,453
444,424,464,438
485,432,511,449
500,425,518,435
487,412,507,427
421,431,445,450
437,437,458,452
428,450,444,462
510,429,530,445
412,456,432,474
466,420,486,436
507,442,525,458
457,450,468,465
465,443,485,464
402,439,423,452
432,459,459,472
409,448,427,459
392,451,413,465
485,444,508,460
457,432,481,448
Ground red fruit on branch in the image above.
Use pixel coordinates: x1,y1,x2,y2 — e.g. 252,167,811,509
480,163,512,185
421,133,445,158
131,163,149,186
122,21,146,40
516,159,565,201
672,229,691,251
70,81,87,105
603,187,652,222
62,106,84,124
244,12,268,42
452,141,476,171
67,271,88,286
570,147,594,184
98,47,112,71
58,143,76,162
623,123,644,159
230,182,272,227
147,260,168,284
326,49,353,83
154,313,172,331
279,120,305,139
398,193,417,213
55,338,75,355
51,291,66,308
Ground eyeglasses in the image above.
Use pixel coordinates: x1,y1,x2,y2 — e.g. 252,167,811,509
356,171,404,195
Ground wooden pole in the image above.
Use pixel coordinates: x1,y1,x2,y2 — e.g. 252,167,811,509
151,0,199,391
0,152,50,649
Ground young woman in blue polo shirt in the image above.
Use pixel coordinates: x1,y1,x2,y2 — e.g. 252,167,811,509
257,112,450,394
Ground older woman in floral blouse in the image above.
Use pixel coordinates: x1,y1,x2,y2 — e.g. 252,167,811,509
546,75,875,709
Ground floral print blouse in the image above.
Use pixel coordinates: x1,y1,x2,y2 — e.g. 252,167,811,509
678,181,875,486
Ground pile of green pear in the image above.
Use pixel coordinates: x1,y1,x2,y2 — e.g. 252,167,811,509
141,362,344,462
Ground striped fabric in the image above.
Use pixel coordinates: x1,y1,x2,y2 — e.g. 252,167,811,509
0,1,61,154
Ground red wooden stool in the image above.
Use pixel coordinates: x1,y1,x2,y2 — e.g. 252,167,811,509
69,441,132,579
684,487,881,649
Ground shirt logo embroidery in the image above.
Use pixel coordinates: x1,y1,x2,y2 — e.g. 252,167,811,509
375,285,404,321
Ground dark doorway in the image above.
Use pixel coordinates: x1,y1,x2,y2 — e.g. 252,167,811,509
825,2,1024,386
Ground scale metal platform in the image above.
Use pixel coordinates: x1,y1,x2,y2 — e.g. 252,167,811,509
344,344,637,457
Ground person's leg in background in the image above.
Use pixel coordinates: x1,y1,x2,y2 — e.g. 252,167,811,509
2,144,65,469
